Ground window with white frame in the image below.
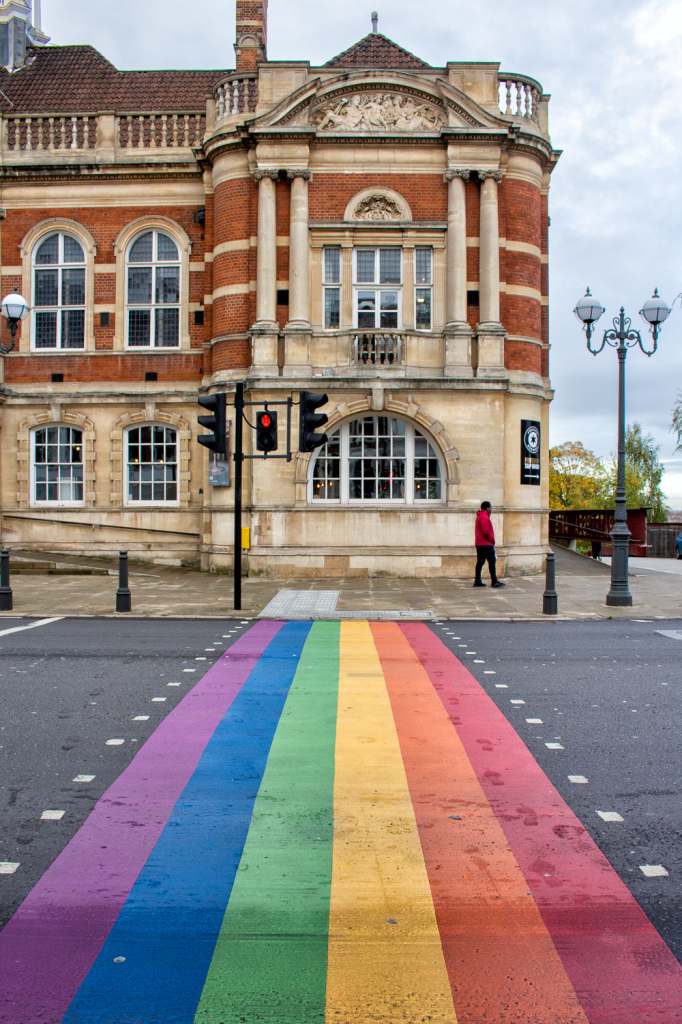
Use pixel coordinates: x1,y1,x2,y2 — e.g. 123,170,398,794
126,230,180,348
33,233,85,349
354,248,401,330
414,247,433,330
310,416,442,503
33,425,83,503
323,247,341,329
126,425,178,503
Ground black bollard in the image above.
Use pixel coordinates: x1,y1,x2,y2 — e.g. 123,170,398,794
116,550,132,613
543,550,558,615
0,548,12,612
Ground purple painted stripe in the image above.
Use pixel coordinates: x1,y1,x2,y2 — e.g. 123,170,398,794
0,620,283,1024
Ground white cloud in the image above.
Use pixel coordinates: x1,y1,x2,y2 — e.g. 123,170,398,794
41,0,682,504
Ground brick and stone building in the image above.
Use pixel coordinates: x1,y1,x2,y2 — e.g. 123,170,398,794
0,0,559,577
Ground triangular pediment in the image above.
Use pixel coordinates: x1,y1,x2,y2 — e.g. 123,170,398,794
247,71,509,136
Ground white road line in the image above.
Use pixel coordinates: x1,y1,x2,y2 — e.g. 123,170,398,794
151,697,166,702
0,862,20,874
568,775,588,784
183,669,195,673
640,864,669,877
596,810,624,822
526,718,543,723
510,699,525,705
72,774,95,782
195,657,206,661
41,810,65,820
495,684,508,688
656,630,682,640
484,670,496,674
204,648,215,652
466,651,476,654
474,659,485,663
0,617,63,638
167,682,180,686
133,715,149,721
106,738,125,745
545,742,564,749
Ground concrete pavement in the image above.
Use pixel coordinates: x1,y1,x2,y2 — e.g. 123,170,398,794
1,543,681,620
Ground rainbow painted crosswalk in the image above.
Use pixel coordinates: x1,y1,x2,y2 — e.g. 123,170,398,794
2,620,681,1023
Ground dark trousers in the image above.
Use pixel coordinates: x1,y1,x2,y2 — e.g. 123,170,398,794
475,545,498,584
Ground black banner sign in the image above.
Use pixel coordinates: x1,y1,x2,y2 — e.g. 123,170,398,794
521,419,541,485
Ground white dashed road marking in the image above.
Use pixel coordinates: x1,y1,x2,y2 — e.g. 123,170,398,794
510,700,525,705
526,718,543,724
0,617,64,638
73,774,95,782
151,697,166,702
640,864,669,877
41,810,65,821
545,742,564,750
568,775,588,784
133,715,149,721
106,738,125,745
596,811,624,822
0,862,20,874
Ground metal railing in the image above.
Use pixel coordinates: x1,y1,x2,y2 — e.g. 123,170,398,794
352,332,403,366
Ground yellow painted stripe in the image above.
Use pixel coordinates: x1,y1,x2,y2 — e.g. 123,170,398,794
326,621,457,1023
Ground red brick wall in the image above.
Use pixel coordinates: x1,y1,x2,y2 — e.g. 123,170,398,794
211,176,255,370
2,204,207,382
499,177,542,349
309,173,448,222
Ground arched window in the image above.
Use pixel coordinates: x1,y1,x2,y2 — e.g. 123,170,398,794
32,425,83,504
126,230,180,347
33,233,85,349
310,416,443,504
126,425,178,504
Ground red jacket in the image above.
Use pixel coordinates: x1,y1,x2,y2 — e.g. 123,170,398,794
475,508,495,546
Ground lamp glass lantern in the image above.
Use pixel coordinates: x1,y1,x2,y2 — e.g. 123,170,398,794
1,293,29,323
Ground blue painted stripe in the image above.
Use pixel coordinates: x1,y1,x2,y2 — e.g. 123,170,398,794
61,621,311,1024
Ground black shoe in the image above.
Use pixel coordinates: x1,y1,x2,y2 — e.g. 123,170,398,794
491,581,506,588
473,581,486,587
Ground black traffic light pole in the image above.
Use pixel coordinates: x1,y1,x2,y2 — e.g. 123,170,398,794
199,385,326,612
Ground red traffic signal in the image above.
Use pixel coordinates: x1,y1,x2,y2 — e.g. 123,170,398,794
256,409,278,452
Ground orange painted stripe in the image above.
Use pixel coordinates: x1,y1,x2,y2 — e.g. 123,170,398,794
371,622,589,1024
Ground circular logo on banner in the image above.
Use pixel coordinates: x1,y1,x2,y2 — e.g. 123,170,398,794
524,425,540,455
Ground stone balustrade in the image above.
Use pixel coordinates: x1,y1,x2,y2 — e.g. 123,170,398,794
353,332,403,367
498,74,542,124
214,75,258,122
2,111,205,153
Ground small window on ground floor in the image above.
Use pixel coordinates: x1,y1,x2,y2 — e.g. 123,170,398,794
126,424,177,503
33,425,83,503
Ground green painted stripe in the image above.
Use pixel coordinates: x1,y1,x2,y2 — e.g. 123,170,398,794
194,620,340,1024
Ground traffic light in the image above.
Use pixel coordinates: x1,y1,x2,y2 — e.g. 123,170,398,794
197,392,227,454
256,409,278,452
299,391,328,452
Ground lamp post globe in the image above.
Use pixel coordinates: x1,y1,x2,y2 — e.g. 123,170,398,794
639,289,671,346
0,293,29,354
573,288,605,343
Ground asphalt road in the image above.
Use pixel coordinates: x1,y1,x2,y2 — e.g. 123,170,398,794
429,615,682,963
1,613,680,972
0,615,249,928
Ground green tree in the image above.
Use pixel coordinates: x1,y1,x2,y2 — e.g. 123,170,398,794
549,441,608,509
603,422,667,521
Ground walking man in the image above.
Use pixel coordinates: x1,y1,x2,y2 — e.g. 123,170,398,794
474,501,506,588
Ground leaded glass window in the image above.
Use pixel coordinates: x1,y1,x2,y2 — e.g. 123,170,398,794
127,425,178,502
33,426,83,503
323,247,341,329
126,230,180,347
33,233,85,349
310,417,442,504
414,248,433,330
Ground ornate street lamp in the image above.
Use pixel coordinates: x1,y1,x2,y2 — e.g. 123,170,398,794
0,293,29,354
574,288,671,606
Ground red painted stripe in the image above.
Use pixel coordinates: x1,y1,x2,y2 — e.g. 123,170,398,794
400,623,682,1024
371,622,589,1024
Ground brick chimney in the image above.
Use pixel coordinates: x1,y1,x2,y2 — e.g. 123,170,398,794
235,0,267,72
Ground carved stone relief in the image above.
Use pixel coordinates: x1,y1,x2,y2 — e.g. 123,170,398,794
353,195,405,220
311,93,445,133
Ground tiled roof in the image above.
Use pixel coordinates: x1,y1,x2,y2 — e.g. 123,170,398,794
324,32,430,69
0,46,227,113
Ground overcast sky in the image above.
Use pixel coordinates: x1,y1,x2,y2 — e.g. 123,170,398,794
42,0,682,506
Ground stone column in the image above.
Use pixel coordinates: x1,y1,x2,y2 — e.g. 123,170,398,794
476,170,506,378
251,169,279,377
283,169,313,377
443,169,473,378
